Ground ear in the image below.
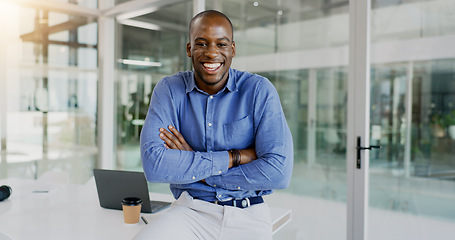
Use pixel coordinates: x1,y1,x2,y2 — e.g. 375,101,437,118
232,41,236,58
186,42,192,57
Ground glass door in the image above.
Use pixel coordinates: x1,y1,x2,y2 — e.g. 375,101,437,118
368,0,455,239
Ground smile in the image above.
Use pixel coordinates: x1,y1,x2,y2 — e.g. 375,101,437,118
203,62,222,72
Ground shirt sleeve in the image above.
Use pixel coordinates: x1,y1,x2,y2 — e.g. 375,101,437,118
205,80,294,191
140,78,230,184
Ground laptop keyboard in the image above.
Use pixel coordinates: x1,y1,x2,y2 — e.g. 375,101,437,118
150,200,171,213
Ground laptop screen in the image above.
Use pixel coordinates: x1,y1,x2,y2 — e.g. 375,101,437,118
93,169,153,213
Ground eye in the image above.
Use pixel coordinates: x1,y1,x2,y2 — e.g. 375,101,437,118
196,43,207,47
218,43,228,47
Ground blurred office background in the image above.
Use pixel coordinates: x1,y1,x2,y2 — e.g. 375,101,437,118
0,0,454,239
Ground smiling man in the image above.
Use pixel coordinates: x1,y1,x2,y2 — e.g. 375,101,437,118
134,10,293,240
187,11,234,95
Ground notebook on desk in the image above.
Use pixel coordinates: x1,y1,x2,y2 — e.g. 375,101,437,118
93,169,171,213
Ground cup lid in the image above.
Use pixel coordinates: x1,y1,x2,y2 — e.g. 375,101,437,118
122,197,142,206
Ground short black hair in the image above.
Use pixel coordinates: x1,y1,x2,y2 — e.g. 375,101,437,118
189,10,234,40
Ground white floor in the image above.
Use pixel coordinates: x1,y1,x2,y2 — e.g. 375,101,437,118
265,192,455,240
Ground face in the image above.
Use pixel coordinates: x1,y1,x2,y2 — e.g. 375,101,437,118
187,15,236,95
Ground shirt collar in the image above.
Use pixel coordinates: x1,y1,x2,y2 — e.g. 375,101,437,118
225,68,237,92
185,73,197,94
185,68,237,94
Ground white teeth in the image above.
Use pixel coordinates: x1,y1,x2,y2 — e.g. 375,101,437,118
203,63,221,70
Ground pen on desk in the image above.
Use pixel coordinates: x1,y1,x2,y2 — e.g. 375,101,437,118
141,216,148,224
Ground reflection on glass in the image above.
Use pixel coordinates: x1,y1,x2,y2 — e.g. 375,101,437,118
315,68,347,200
0,4,98,183
115,1,192,172
261,67,348,202
51,0,98,9
369,0,455,238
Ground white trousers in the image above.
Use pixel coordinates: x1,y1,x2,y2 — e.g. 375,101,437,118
132,192,273,240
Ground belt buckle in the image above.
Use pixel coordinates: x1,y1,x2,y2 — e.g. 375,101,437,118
243,198,251,208
232,198,251,208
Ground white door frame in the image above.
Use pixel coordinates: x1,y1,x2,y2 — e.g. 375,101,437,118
347,0,371,239
97,0,116,169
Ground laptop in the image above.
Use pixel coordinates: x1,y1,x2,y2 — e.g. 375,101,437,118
93,169,171,213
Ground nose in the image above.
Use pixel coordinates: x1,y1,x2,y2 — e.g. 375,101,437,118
205,44,219,58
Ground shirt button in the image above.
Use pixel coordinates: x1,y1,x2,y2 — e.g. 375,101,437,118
237,186,241,189
213,184,217,187
209,96,213,99
192,176,195,180
208,123,212,127
218,195,222,198
218,170,222,174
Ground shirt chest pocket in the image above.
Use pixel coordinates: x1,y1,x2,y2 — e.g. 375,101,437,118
223,116,254,149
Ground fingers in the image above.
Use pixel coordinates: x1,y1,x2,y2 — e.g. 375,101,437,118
159,127,181,149
159,126,193,151
167,125,192,150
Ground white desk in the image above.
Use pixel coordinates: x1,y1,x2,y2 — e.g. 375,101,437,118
0,178,290,240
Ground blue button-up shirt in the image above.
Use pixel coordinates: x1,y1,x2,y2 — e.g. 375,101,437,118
140,68,293,202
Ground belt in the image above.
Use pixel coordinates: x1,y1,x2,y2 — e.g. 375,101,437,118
213,196,264,209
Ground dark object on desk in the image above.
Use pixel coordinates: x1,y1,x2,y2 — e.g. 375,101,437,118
141,216,148,224
0,185,12,201
93,169,171,213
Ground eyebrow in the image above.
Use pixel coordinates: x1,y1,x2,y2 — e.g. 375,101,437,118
194,37,231,43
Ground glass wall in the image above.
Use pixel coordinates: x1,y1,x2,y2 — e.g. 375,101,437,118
369,0,455,239
115,0,193,177
0,2,98,183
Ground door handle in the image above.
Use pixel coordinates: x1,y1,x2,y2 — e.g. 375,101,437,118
356,136,380,169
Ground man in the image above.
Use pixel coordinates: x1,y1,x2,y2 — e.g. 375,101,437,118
134,10,293,240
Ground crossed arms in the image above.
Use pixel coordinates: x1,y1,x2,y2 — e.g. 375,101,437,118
140,76,293,191
158,125,257,168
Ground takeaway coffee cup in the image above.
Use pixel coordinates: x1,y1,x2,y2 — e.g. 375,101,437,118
122,197,142,224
